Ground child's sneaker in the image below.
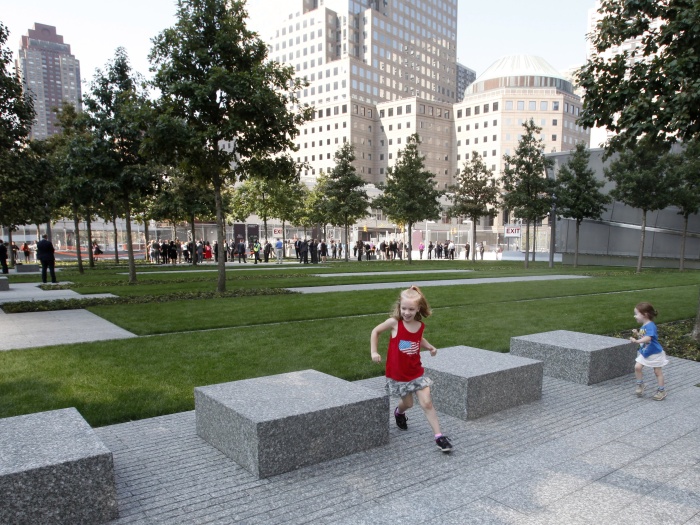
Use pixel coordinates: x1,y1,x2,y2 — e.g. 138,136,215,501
635,382,646,397
435,435,453,452
394,410,408,430
652,389,667,401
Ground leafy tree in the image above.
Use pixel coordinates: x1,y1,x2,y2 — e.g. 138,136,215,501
373,133,442,263
269,175,307,248
323,143,370,262
0,22,34,153
0,22,36,253
83,48,158,283
501,119,554,268
662,140,700,271
449,152,500,261
149,0,312,292
604,138,673,273
577,1,700,339
150,168,218,264
577,0,700,152
296,173,331,240
555,142,611,267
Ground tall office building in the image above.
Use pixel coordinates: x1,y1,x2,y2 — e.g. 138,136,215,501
455,62,476,102
267,0,459,186
16,23,82,140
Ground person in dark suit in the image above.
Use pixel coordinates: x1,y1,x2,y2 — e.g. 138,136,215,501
0,240,8,274
36,234,57,283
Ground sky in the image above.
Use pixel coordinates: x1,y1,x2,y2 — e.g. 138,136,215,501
3,0,596,88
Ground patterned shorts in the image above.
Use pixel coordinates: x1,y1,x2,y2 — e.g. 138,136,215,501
385,375,434,397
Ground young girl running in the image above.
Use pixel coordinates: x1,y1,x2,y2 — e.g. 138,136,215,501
370,286,453,452
630,302,669,400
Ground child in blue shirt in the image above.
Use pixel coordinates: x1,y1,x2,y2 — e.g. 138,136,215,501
630,302,669,400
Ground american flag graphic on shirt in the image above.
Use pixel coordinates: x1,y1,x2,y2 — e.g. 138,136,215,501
398,340,420,355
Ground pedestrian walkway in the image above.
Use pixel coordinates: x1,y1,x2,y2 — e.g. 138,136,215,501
287,274,589,294
96,356,700,524
0,283,132,351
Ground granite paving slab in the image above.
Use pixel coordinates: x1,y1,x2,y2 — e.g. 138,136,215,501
94,356,700,524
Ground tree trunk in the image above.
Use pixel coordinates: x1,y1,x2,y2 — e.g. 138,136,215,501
574,220,580,268
8,228,15,267
86,214,94,268
532,222,537,262
190,214,197,266
407,223,413,264
213,172,226,293
692,291,700,342
524,220,530,269
124,199,137,284
344,223,350,262
471,221,477,261
679,214,688,271
112,209,120,264
72,206,84,274
636,210,647,274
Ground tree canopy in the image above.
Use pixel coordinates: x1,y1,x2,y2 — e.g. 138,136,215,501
555,142,611,267
149,0,312,291
501,119,554,268
373,133,442,263
577,0,700,151
323,143,370,261
449,152,500,261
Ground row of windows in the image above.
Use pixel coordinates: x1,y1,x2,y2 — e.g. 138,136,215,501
456,102,499,118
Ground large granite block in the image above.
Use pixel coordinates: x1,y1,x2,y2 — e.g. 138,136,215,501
422,346,543,420
510,330,637,385
14,264,40,273
0,408,118,525
195,369,389,478
0,276,8,291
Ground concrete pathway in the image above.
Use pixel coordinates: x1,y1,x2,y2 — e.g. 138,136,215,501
287,274,589,294
96,356,700,524
0,282,133,351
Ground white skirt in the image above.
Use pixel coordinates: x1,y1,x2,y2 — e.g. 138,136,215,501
636,351,669,368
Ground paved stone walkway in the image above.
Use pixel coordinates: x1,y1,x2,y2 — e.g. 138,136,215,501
96,356,700,524
287,275,589,294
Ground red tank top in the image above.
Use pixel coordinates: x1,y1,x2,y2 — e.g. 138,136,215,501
385,320,425,382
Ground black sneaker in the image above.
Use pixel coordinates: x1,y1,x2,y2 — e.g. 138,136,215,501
436,435,453,452
394,410,408,430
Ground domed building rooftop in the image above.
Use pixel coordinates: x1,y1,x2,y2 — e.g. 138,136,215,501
467,54,573,95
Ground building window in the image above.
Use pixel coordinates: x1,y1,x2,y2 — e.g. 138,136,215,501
529,101,536,111
457,109,462,118
474,105,480,115
552,134,557,141
465,107,471,116
540,101,548,111
553,101,560,111
483,104,489,113
492,102,499,111
517,101,524,110
505,101,513,110
406,104,412,113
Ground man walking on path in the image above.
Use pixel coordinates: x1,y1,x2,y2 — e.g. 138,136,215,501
36,234,57,283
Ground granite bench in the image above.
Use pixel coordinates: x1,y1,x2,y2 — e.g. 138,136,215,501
422,346,543,420
510,330,637,385
0,408,118,525
195,369,389,478
15,264,41,273
0,276,8,291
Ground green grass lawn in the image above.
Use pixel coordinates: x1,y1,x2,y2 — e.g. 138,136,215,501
1,260,699,427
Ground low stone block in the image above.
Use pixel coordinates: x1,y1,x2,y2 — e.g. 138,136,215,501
0,277,8,291
0,408,118,525
15,264,40,273
195,369,389,478
422,346,543,420
510,330,637,385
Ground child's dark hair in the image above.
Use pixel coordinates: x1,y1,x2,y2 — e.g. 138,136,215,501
391,285,432,321
635,302,658,320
